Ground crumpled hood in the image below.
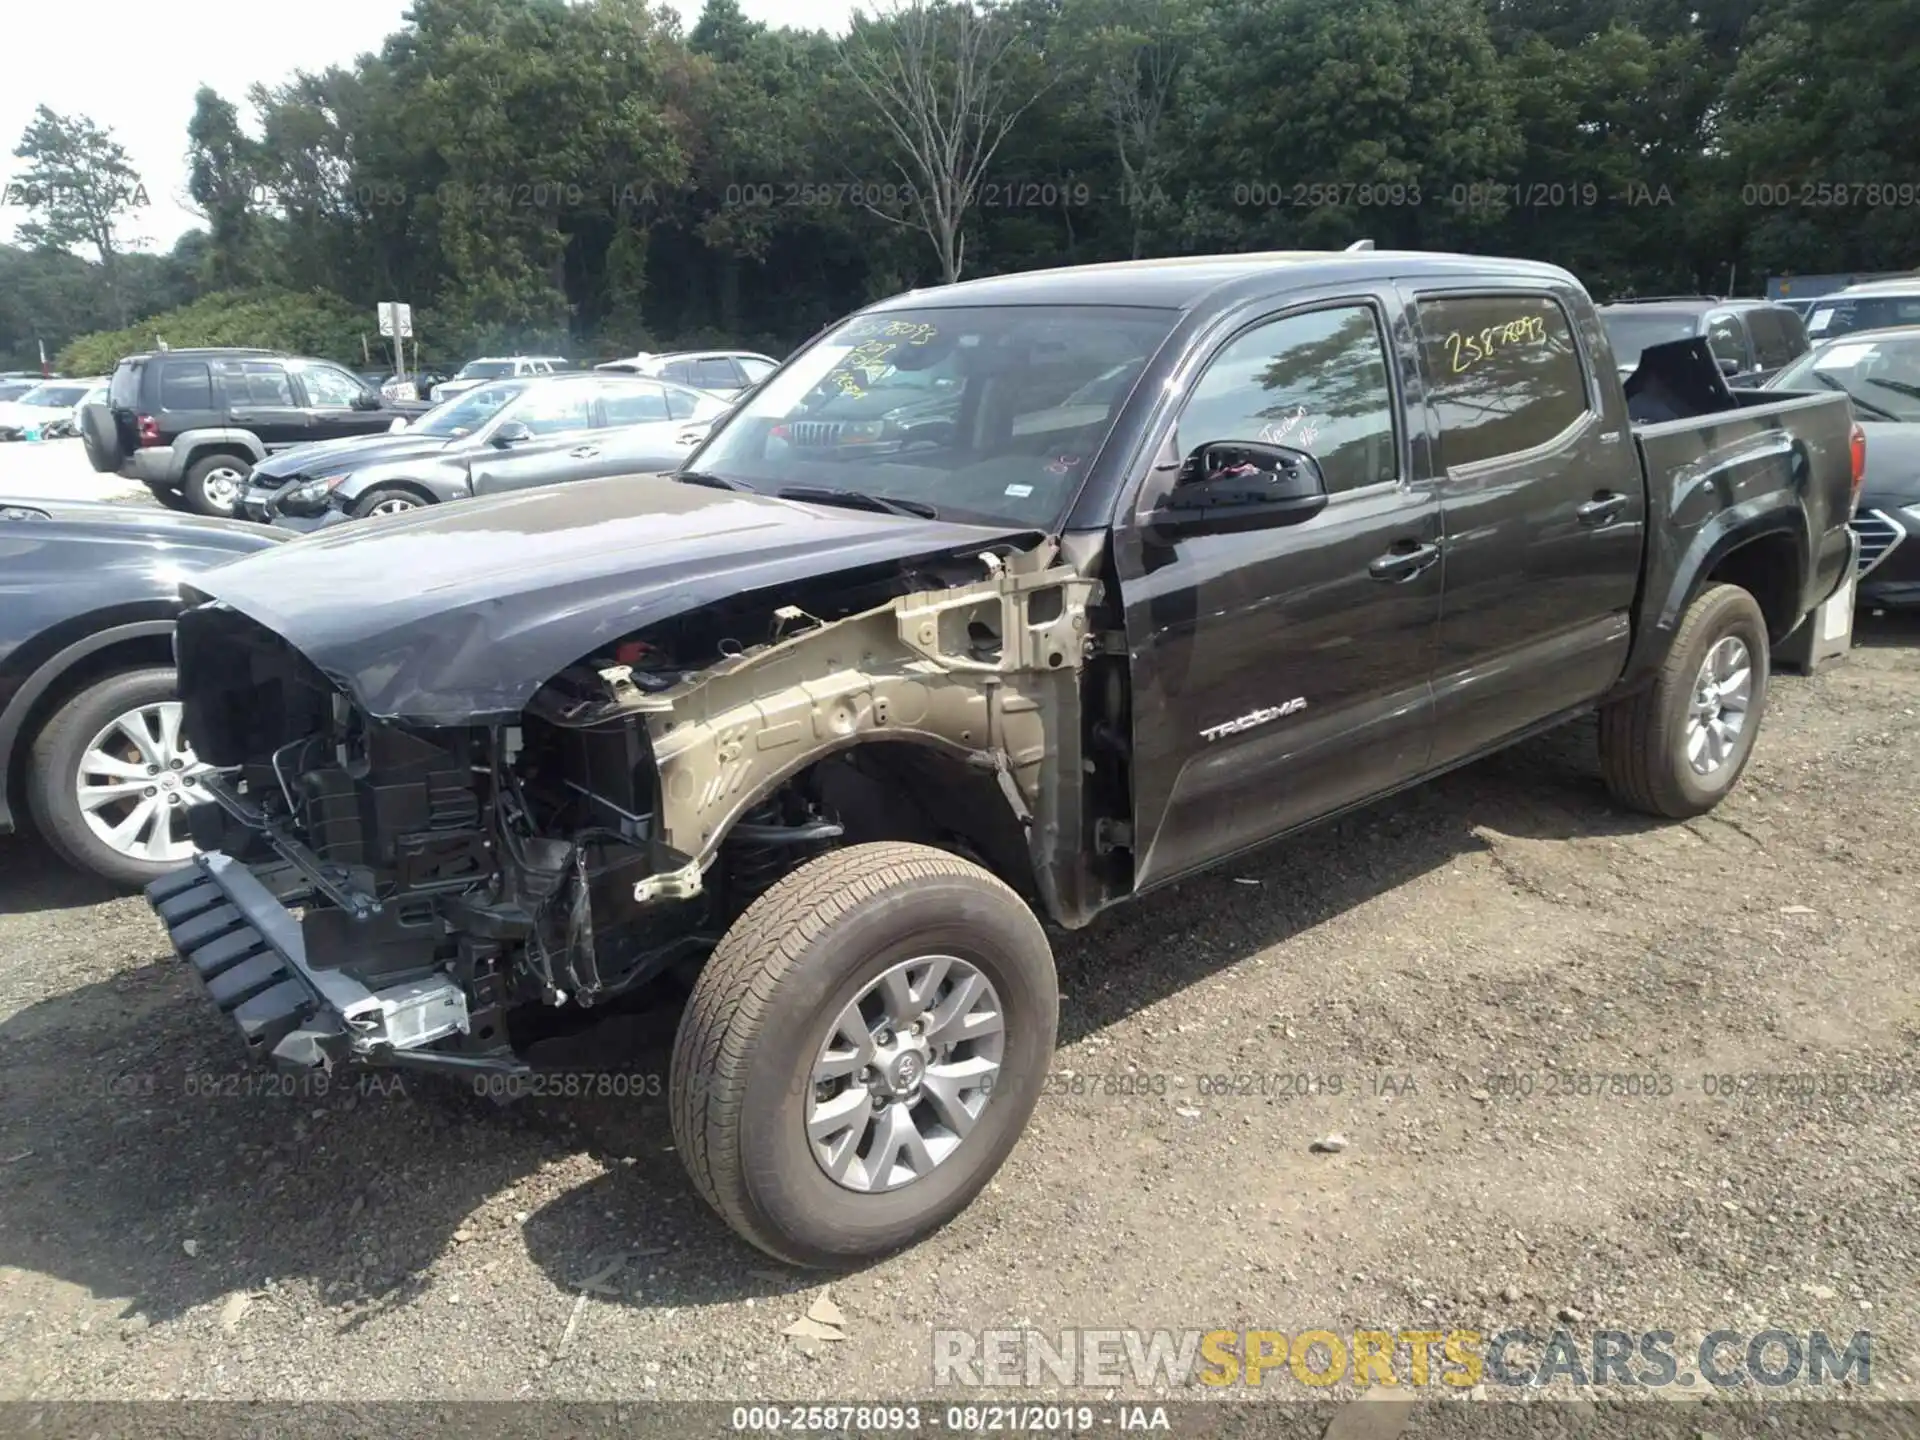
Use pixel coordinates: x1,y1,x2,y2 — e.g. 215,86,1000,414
249,431,455,481
184,472,1037,723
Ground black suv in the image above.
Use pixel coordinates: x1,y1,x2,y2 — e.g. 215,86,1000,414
80,348,428,516
1597,296,1812,386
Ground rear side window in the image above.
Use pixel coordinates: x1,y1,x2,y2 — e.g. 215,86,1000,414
695,357,741,388
157,361,214,410
110,361,143,408
214,361,295,406
599,382,670,425
662,360,697,386
1703,312,1750,371
1418,294,1591,469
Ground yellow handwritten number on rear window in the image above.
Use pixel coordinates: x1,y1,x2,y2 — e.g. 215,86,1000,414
1443,314,1548,375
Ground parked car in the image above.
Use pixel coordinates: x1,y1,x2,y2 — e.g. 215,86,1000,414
0,378,106,440
1597,296,1812,385
78,348,428,517
0,501,287,886
1800,279,1920,343
377,369,451,404
69,383,108,438
1768,325,1920,609
430,356,572,402
239,371,732,529
596,349,778,399
146,249,1856,1267
0,379,41,405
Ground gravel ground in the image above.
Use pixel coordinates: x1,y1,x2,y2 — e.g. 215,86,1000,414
0,608,1916,1417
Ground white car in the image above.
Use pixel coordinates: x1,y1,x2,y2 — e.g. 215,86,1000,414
0,378,106,440
430,356,572,403
594,349,778,400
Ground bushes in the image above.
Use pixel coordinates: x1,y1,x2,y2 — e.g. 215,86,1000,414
55,288,372,374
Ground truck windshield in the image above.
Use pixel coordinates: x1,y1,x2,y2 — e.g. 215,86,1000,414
1603,314,1697,369
1771,334,1920,421
685,304,1177,527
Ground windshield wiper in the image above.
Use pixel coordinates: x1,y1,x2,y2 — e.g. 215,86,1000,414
674,469,757,492
1812,372,1901,421
776,485,939,519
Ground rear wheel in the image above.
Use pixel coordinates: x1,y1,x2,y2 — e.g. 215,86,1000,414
1599,582,1770,818
670,842,1057,1266
27,667,212,888
182,453,250,517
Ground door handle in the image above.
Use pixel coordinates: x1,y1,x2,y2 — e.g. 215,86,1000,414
1368,540,1441,582
1577,492,1630,526
568,444,601,458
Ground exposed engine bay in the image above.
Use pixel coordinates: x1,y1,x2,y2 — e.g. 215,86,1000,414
165,536,1126,1072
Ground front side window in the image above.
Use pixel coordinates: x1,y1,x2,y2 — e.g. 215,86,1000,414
414,382,524,437
688,303,1177,527
739,356,776,381
1601,313,1697,370
1746,309,1798,370
297,363,365,409
695,357,741,388
217,361,295,406
1418,295,1591,469
1703,312,1751,370
1176,304,1399,494
459,360,515,380
663,360,698,386
1806,294,1920,338
509,387,593,436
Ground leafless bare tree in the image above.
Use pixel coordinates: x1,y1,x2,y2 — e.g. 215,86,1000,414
841,1,1048,285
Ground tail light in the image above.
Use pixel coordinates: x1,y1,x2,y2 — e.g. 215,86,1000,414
136,414,162,447
1850,422,1867,515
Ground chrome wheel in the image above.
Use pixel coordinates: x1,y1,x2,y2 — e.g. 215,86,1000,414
199,467,245,511
367,496,420,516
75,701,209,864
1686,635,1752,776
806,954,1005,1193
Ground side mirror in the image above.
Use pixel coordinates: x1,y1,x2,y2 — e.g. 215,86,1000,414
491,420,533,448
352,390,382,411
1148,442,1329,540
1717,357,1742,378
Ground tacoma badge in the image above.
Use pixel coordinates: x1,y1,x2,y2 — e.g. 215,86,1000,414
1200,698,1308,742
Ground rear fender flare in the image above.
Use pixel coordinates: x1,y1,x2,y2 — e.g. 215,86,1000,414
177,430,268,471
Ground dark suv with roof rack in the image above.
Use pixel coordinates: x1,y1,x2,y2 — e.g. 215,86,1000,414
1596,296,1812,387
79,348,428,516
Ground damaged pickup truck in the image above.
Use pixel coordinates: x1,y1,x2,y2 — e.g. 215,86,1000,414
148,251,1862,1265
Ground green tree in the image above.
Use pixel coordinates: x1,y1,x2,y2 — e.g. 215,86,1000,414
10,107,148,328
186,87,269,290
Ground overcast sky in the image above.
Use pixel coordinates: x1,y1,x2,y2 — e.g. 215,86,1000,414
0,0,863,255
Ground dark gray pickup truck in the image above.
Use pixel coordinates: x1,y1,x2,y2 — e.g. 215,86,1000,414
144,249,1860,1266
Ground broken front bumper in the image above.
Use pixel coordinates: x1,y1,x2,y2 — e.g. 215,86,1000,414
147,853,472,1072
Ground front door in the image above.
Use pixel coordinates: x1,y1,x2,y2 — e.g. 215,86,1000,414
1408,286,1646,771
215,360,307,454
1116,294,1442,891
468,385,602,495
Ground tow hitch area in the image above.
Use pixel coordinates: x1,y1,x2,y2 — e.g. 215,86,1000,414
147,854,471,1071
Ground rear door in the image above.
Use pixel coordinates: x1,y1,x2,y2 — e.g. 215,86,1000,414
214,360,307,452
467,385,601,495
694,356,745,394
1409,286,1645,771
1116,289,1442,890
588,379,689,474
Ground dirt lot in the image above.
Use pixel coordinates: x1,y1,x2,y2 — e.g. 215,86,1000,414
1,612,1916,1411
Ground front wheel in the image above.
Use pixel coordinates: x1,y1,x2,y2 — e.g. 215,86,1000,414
352,486,431,518
670,842,1057,1266
27,666,212,887
182,453,250,516
1599,582,1770,818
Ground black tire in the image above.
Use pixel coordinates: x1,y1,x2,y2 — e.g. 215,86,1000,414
1599,582,1770,818
352,485,433,519
78,402,123,473
182,452,252,517
670,841,1057,1267
27,666,198,889
145,483,194,513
